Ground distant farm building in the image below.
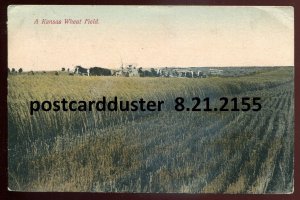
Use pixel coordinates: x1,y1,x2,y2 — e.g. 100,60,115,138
177,70,194,78
74,66,90,76
115,64,143,77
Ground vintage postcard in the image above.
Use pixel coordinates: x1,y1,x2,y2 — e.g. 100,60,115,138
8,5,294,193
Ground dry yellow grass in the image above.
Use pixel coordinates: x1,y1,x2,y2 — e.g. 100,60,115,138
8,67,294,192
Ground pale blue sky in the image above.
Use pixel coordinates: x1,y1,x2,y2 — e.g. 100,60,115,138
8,6,294,71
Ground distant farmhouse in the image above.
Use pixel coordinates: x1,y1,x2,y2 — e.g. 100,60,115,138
114,64,158,77
115,64,141,77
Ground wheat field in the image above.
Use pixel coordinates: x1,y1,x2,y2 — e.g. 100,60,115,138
8,67,294,193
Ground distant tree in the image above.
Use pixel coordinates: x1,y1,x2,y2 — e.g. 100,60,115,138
62,68,65,71
150,68,157,77
55,71,59,75
174,70,179,76
18,68,23,73
144,70,153,77
8,68,10,74
67,68,70,72
138,67,144,77
11,68,16,73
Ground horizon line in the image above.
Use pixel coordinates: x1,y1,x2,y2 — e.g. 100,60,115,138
8,65,294,72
